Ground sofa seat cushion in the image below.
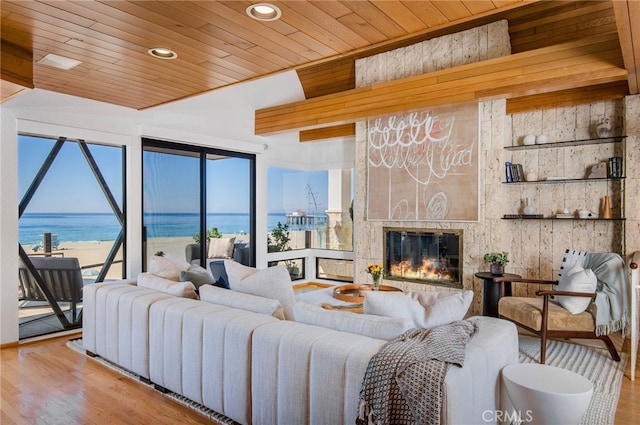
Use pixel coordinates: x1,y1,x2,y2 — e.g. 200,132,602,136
200,284,285,320
498,297,595,331
293,302,413,340
225,260,296,320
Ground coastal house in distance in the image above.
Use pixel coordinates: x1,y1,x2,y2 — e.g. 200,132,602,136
1,1,639,423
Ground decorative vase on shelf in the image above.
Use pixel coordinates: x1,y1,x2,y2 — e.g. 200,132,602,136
523,197,535,215
596,117,612,138
603,195,612,219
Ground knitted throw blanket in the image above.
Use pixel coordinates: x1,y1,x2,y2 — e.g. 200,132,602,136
356,319,479,425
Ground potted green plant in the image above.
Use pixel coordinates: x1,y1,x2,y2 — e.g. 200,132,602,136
193,226,222,243
484,251,509,276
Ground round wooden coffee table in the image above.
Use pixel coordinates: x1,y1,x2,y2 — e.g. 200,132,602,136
333,284,403,303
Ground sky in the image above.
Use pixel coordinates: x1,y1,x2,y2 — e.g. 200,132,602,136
19,135,329,215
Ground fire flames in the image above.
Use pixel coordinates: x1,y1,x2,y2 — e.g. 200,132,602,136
389,258,455,282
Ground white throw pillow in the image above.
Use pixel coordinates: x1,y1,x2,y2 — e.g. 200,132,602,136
293,302,413,340
224,260,296,320
200,285,285,320
554,264,597,314
208,237,236,259
137,272,198,299
148,255,190,281
364,289,473,329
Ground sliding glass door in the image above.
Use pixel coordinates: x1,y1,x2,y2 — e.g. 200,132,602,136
142,139,254,270
18,135,125,339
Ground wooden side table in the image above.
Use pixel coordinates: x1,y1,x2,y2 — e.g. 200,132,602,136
474,272,519,317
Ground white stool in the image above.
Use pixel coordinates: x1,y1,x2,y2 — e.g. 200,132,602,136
502,363,593,425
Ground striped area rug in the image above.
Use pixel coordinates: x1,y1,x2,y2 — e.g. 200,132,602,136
69,335,626,425
517,335,627,425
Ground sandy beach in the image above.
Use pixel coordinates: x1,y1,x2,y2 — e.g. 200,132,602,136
22,235,200,281
21,230,308,281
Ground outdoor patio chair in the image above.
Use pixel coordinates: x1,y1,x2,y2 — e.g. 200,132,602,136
18,256,84,323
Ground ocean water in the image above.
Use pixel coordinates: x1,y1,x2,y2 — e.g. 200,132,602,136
19,212,289,244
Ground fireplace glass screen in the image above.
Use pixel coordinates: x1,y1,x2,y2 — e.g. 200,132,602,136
384,228,462,288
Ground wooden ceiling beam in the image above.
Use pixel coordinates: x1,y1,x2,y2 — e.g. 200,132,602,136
255,34,627,135
299,123,355,142
0,39,33,89
506,81,629,115
612,0,640,93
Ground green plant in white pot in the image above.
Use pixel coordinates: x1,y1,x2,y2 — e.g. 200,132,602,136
484,251,509,276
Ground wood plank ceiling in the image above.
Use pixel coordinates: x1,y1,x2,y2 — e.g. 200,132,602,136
0,0,527,108
1,1,638,140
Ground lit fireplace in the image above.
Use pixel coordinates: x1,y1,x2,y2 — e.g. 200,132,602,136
384,228,462,288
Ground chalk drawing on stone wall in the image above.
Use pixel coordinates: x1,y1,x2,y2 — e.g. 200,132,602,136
367,103,479,221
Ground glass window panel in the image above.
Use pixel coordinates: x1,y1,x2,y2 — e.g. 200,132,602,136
143,148,200,263
316,258,354,282
267,167,353,252
18,135,125,339
268,258,305,281
206,155,252,265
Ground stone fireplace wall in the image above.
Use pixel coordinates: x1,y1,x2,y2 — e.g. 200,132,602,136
353,20,640,315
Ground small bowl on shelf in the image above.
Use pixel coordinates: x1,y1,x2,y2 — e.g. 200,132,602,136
535,135,548,144
523,135,536,145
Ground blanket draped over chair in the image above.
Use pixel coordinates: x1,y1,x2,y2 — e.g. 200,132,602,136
563,251,630,336
357,319,478,425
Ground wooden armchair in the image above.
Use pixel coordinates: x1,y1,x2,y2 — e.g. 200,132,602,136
496,250,627,364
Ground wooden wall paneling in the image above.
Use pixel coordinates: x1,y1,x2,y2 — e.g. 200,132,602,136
255,35,626,134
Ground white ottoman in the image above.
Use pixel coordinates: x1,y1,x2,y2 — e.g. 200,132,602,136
502,363,593,425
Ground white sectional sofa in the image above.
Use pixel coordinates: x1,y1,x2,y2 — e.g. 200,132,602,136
83,281,519,425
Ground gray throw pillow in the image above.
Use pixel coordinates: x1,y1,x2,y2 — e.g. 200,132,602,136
180,265,214,290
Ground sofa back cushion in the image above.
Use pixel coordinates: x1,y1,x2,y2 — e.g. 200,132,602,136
225,260,296,320
364,290,473,329
293,302,413,340
199,284,285,320
208,237,236,259
148,255,190,281
180,264,215,290
138,272,198,299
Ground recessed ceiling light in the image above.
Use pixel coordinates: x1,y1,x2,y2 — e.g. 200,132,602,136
147,47,178,60
246,3,281,21
36,53,82,70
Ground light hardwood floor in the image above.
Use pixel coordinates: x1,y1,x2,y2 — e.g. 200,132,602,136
1,333,218,424
1,333,639,424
